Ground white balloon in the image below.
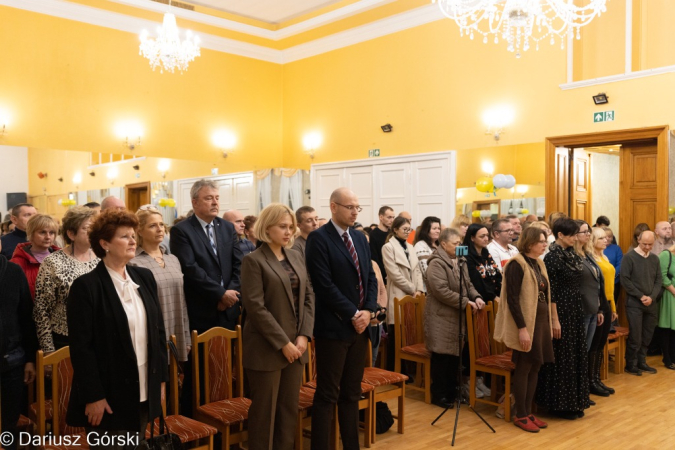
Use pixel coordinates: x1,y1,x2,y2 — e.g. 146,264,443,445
492,174,507,189
480,210,491,218
57,199,63,206
505,175,516,189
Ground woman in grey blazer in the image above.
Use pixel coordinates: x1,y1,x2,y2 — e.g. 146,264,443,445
241,203,314,450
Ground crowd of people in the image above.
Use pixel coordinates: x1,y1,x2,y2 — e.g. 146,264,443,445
2,181,675,448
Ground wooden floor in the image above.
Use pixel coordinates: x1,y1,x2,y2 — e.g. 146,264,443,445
341,356,675,449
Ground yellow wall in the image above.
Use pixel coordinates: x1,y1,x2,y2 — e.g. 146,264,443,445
0,6,283,170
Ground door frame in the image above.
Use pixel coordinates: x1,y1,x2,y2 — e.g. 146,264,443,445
545,125,669,220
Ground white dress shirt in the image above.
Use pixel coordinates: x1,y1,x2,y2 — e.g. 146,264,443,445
106,266,149,402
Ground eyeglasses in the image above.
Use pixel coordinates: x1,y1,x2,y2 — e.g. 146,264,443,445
400,228,412,233
334,202,363,213
538,240,548,244
576,230,591,235
496,229,514,234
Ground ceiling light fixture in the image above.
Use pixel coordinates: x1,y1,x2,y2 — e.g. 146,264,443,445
433,0,608,58
139,1,201,73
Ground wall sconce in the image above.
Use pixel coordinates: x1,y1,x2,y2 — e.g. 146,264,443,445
107,167,118,185
482,106,515,141
302,132,322,159
381,123,393,133
37,172,48,179
115,121,143,150
212,130,237,158
89,171,96,177
58,177,63,182
73,173,82,189
593,93,609,105
157,159,170,178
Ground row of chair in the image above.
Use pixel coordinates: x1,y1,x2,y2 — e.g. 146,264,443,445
15,325,409,450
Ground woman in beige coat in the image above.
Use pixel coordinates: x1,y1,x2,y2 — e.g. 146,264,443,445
423,228,484,408
382,216,424,372
494,227,553,432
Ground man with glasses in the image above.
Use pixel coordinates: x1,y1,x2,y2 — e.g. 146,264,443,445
306,188,378,450
506,214,523,244
293,206,319,256
487,218,519,271
369,205,395,286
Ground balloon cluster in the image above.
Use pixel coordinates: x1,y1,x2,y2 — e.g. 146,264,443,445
475,174,516,196
57,199,77,207
158,198,176,208
471,210,493,218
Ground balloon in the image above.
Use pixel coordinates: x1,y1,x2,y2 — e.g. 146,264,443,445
492,174,507,189
57,199,63,206
475,176,494,193
158,198,168,207
480,210,491,218
504,175,516,189
166,199,176,208
521,209,529,215
669,206,675,215
472,210,481,218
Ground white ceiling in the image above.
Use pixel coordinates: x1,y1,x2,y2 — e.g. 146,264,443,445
187,0,344,24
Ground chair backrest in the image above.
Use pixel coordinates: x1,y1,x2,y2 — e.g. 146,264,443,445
36,347,82,436
465,302,498,367
191,326,243,408
394,294,426,351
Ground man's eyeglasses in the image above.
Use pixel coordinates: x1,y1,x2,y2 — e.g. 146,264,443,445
334,202,363,213
496,229,514,234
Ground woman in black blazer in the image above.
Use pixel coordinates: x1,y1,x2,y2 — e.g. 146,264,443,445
241,203,314,450
66,210,167,448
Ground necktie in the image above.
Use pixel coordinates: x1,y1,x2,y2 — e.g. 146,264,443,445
206,223,218,256
342,232,364,308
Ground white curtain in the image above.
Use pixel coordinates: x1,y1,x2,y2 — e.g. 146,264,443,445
258,174,272,211
288,171,303,210
279,174,291,208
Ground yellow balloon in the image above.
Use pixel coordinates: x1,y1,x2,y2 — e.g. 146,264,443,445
166,199,176,208
158,199,168,207
669,206,675,215
475,176,494,193
471,210,481,218
521,209,529,215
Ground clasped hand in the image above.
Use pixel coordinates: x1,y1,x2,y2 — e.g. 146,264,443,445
352,310,371,334
218,290,240,311
640,295,653,306
468,298,486,312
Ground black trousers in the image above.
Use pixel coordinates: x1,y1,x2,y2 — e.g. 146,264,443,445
311,332,369,450
625,298,659,367
430,352,459,403
590,303,612,353
1,365,24,450
659,328,675,366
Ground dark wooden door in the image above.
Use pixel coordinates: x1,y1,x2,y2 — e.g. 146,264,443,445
552,147,570,215
125,182,150,213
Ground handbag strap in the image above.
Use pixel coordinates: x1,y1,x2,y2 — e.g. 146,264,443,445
668,252,673,282
167,340,182,375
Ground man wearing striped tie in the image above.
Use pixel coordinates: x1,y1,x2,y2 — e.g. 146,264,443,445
306,187,379,450
170,179,243,417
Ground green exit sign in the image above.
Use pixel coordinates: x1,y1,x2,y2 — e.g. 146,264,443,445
368,149,381,157
593,111,615,123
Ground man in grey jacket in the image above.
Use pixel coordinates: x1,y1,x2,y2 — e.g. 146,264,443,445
620,230,662,375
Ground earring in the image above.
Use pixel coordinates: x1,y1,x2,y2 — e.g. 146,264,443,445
105,249,109,253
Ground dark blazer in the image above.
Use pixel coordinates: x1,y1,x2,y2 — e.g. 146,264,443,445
305,220,378,341
241,244,314,371
66,262,168,431
170,215,243,332
580,256,610,315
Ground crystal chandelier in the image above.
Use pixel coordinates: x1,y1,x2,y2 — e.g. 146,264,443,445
433,0,608,57
139,9,200,73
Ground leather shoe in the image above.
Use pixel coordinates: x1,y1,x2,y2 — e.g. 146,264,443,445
514,416,539,433
637,362,657,374
588,398,596,406
590,382,610,397
597,381,615,394
528,415,547,429
624,366,642,376
432,397,454,409
664,363,675,370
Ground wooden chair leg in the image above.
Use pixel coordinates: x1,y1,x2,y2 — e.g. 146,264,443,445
364,392,372,448
371,396,377,444
469,372,476,408
398,382,405,434
295,412,304,450
221,428,230,450
208,434,214,450
332,404,339,450
424,361,431,404
504,375,511,423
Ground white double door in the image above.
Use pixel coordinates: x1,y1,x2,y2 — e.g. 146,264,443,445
176,172,255,217
311,152,456,227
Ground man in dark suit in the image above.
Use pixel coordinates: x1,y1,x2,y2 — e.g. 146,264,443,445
306,187,378,450
170,179,243,417
170,179,243,332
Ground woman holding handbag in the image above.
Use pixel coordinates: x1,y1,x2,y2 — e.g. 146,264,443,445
658,243,675,369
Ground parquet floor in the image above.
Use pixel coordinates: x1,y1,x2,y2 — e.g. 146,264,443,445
360,355,675,449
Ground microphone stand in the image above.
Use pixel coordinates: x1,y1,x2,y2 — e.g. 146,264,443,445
431,254,495,445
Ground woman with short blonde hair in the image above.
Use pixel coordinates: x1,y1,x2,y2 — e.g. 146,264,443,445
130,209,191,362
34,206,99,352
10,213,60,298
451,214,471,238
241,203,314,449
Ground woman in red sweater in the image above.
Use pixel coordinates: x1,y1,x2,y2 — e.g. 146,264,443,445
10,214,60,299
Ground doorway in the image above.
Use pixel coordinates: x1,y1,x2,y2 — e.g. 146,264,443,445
125,182,150,213
545,126,669,252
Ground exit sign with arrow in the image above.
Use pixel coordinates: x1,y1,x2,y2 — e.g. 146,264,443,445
593,111,615,123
